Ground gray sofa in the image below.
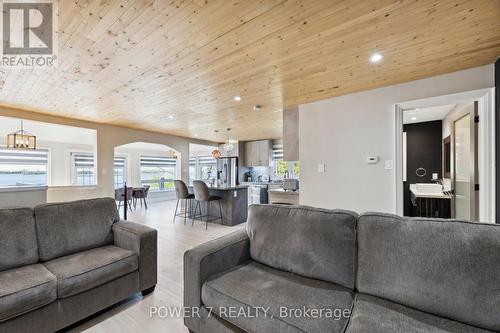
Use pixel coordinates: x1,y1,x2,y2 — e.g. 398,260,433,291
184,204,500,333
0,198,157,333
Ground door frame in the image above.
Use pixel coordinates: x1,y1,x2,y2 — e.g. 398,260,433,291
394,88,496,222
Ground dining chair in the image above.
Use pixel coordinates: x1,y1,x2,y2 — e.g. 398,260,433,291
191,180,223,230
133,185,150,209
173,180,195,225
115,187,133,211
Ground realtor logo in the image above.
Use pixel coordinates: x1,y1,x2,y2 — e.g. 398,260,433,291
1,0,58,68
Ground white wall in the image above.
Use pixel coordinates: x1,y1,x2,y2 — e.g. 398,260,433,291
299,64,494,213
40,140,94,186
0,107,217,203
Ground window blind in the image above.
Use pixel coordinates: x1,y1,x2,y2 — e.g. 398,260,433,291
272,144,284,161
73,153,94,167
140,156,177,167
114,156,126,168
0,148,48,165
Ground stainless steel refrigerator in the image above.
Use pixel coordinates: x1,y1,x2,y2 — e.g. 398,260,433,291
217,157,238,187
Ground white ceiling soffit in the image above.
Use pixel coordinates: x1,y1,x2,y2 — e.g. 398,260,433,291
403,104,456,124
189,143,217,157
115,142,174,151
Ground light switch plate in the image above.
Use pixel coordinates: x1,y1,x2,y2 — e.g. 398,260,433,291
317,164,325,173
233,191,237,197
385,160,394,170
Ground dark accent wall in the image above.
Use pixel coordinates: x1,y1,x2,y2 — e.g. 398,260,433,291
495,59,499,223
403,120,443,216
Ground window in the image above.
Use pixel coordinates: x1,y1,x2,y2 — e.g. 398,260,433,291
272,145,299,178
140,156,176,191
189,155,217,184
199,156,217,182
71,152,96,186
189,158,196,185
0,148,48,186
114,156,126,188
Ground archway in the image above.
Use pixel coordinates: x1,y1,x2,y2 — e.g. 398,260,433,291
113,142,180,206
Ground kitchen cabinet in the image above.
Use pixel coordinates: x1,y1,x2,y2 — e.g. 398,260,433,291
244,140,271,167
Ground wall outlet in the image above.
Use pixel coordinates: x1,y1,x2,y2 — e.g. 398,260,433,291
234,191,237,197
317,164,325,173
385,160,394,170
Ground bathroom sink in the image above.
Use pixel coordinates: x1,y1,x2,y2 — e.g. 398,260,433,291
415,183,443,194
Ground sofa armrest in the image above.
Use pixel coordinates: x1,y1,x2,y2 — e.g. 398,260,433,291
113,220,157,292
184,228,250,328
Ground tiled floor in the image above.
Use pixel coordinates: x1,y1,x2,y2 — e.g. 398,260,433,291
66,199,243,333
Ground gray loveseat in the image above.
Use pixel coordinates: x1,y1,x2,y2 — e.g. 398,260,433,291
184,204,500,333
0,198,157,333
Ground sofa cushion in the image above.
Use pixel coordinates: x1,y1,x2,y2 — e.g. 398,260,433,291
35,198,120,261
357,213,500,331
43,245,138,298
247,204,358,288
202,261,354,333
0,207,38,272
345,294,493,333
0,264,57,322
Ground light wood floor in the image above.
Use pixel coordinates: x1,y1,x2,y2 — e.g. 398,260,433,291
66,200,243,333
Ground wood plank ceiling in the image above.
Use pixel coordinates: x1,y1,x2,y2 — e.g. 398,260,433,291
0,0,499,142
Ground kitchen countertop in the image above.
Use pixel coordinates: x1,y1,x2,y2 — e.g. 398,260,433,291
268,188,299,195
208,185,249,190
189,184,249,190
241,181,283,186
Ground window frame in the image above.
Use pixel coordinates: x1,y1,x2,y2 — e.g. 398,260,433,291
113,155,127,189
139,155,177,192
70,151,97,186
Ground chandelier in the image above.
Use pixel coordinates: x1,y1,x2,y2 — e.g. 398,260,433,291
222,128,234,152
7,121,37,149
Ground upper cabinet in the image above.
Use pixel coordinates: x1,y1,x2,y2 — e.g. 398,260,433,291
243,140,272,167
283,106,299,161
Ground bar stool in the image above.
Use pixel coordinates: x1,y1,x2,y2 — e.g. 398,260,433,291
173,180,195,225
192,180,223,230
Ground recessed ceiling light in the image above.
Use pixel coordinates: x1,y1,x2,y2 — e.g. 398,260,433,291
234,96,242,102
168,115,174,119
194,134,198,137
253,105,261,112
369,53,383,63
411,117,417,121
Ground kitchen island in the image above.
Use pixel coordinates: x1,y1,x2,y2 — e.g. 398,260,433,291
189,185,248,226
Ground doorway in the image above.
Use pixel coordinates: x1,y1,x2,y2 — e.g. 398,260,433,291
395,89,495,223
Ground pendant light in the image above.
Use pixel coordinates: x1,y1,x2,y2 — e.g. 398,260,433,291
222,128,234,152
7,121,37,149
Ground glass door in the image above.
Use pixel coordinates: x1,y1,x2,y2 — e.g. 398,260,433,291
452,107,476,220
